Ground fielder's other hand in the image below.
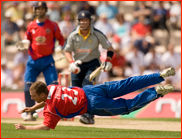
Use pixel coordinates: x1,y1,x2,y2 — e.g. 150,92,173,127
68,60,82,74
101,59,112,72
15,39,30,51
14,124,26,130
54,45,63,53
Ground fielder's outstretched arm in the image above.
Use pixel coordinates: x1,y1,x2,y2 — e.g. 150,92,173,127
14,124,50,130
19,101,45,114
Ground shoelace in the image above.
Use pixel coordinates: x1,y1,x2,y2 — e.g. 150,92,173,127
159,86,164,90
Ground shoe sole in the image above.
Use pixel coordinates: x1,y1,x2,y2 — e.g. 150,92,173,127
168,67,175,76
165,84,175,92
157,85,175,96
163,67,175,77
79,119,88,124
79,118,95,124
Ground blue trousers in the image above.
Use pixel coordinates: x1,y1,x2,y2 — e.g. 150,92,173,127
24,55,58,112
24,55,58,85
82,73,164,116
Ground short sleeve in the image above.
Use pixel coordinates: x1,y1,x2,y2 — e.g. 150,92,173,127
95,31,111,49
25,22,32,40
43,111,61,129
64,34,74,52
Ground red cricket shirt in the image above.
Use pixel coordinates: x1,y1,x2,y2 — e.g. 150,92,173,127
43,85,88,129
25,19,64,60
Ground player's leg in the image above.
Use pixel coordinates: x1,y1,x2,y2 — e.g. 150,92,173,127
80,59,100,124
42,62,58,85
89,84,175,116
72,72,94,124
24,63,40,121
82,60,100,87
72,70,94,124
100,67,175,98
121,84,174,115
71,72,85,87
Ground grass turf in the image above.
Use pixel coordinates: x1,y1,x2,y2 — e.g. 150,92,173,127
1,122,181,138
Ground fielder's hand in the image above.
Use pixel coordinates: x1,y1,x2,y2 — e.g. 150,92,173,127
101,59,112,72
15,39,30,51
54,45,63,53
14,124,26,130
19,107,33,114
68,60,82,74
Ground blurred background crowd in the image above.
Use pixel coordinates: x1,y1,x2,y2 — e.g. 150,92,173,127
1,1,181,91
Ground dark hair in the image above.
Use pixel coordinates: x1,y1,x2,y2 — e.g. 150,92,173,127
29,81,48,95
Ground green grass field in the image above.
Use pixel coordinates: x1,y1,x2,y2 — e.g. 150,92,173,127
1,118,181,138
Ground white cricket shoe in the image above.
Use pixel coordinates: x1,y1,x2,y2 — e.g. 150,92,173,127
160,67,175,78
24,113,36,121
156,84,175,96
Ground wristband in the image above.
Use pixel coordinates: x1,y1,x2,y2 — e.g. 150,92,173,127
107,51,114,59
70,61,75,63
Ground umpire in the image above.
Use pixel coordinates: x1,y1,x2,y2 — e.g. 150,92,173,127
64,10,114,124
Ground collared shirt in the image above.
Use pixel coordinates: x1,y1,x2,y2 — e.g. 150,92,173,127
64,25,112,62
25,19,65,60
78,28,91,41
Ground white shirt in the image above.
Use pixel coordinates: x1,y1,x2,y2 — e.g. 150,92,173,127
170,3,181,16
94,20,115,37
1,68,13,88
58,21,76,39
169,3,181,22
125,51,144,75
143,69,160,75
47,9,61,23
144,52,162,67
13,52,28,67
161,52,181,68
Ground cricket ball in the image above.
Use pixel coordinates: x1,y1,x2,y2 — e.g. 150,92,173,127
33,113,39,119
